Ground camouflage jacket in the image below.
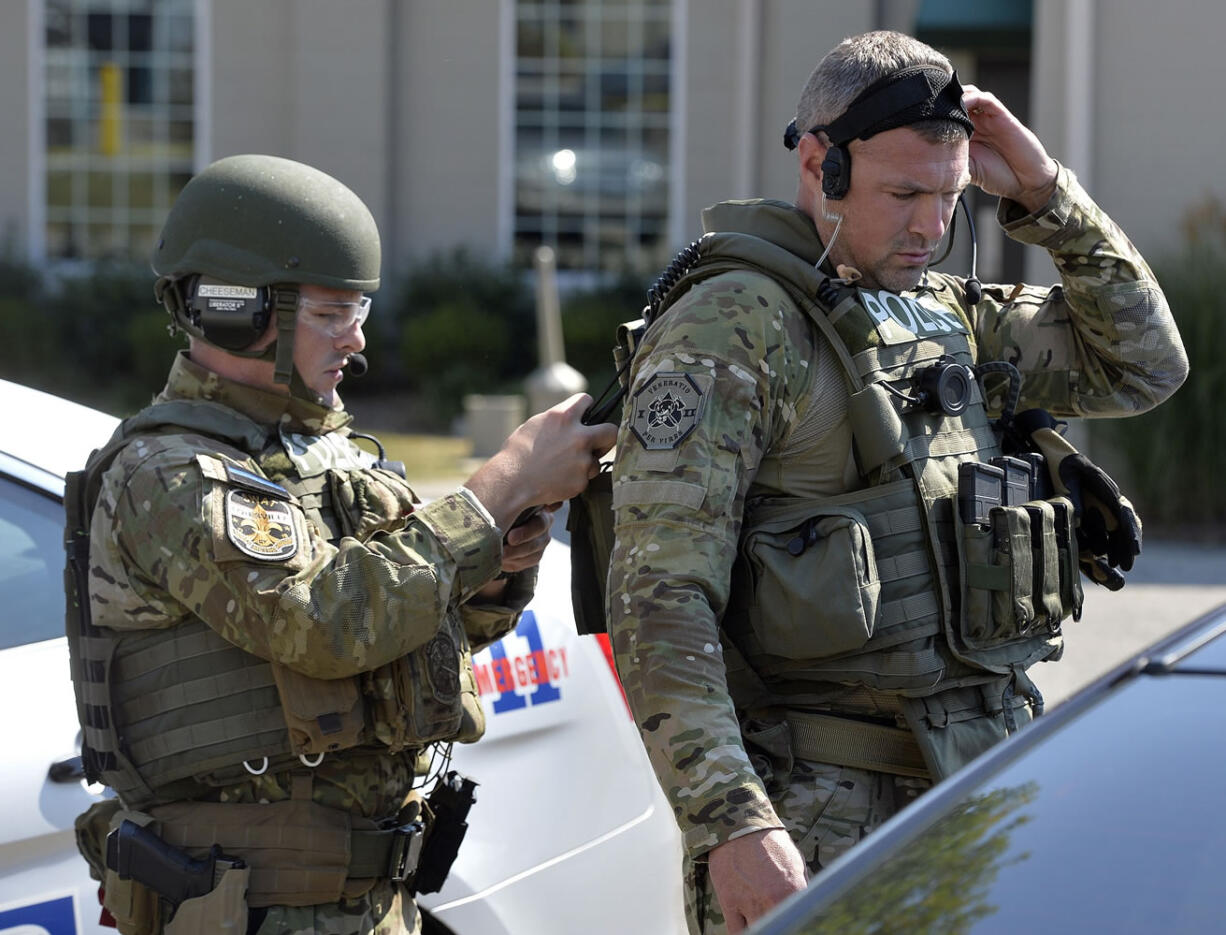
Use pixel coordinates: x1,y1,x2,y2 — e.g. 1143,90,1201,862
608,167,1188,856
86,352,531,818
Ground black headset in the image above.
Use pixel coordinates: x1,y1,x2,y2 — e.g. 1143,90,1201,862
784,66,975,202
176,275,370,374
819,144,852,200
184,275,274,351
782,66,982,303
780,121,850,199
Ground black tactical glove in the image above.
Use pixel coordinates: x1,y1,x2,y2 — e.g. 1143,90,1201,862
1018,410,1142,591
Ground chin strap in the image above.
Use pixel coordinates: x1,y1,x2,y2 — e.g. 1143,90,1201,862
155,275,189,334
271,287,299,386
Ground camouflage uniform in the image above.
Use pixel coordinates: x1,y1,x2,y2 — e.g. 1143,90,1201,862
608,167,1187,933
83,351,531,933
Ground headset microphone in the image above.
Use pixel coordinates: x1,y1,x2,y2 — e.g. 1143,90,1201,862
959,195,982,306
347,353,368,377
929,195,982,306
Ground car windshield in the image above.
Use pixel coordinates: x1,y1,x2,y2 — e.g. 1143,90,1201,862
0,477,66,649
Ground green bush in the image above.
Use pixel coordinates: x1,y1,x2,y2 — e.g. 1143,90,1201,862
0,256,41,302
0,259,177,415
379,249,536,425
45,264,178,412
561,273,650,398
0,295,62,391
399,297,513,425
1093,202,1226,537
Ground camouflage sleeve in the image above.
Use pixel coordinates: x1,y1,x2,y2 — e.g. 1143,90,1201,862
99,445,506,679
969,165,1188,417
460,566,537,651
608,271,813,857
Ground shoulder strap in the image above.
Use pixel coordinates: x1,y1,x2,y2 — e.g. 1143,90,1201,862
650,232,865,394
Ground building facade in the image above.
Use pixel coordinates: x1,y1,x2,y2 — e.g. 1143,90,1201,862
3,0,1223,285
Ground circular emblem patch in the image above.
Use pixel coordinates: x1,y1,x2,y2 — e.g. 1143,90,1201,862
631,372,705,450
225,489,298,561
425,632,460,702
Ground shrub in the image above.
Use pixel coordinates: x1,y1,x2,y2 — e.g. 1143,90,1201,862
44,264,176,412
561,273,650,398
1092,200,1226,537
381,249,536,424
399,297,514,427
0,258,178,414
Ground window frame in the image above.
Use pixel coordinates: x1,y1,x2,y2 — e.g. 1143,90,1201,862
506,0,679,275
30,0,211,264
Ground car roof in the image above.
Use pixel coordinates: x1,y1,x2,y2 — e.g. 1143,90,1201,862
752,601,1226,935
0,380,120,481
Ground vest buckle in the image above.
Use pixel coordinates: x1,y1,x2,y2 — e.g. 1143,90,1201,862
388,821,425,883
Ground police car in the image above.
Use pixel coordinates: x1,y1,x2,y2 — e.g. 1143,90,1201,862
0,378,685,935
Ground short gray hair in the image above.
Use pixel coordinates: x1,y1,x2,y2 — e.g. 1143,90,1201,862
794,31,966,145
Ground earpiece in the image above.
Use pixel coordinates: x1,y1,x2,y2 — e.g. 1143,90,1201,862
820,144,851,200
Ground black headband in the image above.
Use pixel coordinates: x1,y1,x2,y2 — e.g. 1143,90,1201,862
784,65,973,151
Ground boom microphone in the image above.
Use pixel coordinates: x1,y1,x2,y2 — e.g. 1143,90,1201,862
347,353,368,377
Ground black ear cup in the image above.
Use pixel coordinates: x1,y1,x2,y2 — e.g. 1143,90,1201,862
821,145,851,200
188,276,274,351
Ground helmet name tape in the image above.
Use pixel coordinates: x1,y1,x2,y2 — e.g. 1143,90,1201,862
198,284,259,300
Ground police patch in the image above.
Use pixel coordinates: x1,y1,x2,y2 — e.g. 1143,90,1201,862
225,488,298,561
859,288,969,346
630,372,707,450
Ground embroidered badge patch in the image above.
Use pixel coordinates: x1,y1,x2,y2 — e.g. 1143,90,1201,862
225,489,298,561
630,372,706,450
425,632,460,702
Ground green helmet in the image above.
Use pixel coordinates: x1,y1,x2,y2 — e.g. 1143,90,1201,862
152,154,380,389
153,153,380,291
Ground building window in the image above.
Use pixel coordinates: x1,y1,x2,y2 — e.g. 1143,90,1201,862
43,0,196,261
514,0,671,273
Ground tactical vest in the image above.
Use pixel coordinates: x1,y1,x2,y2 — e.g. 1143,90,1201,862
597,230,1083,706
65,399,483,811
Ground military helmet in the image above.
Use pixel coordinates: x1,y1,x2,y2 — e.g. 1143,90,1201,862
152,153,380,291
153,154,380,390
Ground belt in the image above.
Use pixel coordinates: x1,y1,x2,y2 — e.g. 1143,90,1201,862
148,798,428,907
786,709,929,779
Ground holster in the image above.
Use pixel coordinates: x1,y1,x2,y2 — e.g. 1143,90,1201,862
100,810,162,935
567,467,615,636
162,866,250,935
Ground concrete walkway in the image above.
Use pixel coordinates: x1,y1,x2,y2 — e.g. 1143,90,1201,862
1034,540,1226,706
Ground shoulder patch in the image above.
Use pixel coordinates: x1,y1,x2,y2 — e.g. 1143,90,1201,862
630,372,710,450
225,489,299,561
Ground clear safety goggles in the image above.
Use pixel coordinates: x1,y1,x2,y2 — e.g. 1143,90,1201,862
297,295,371,337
